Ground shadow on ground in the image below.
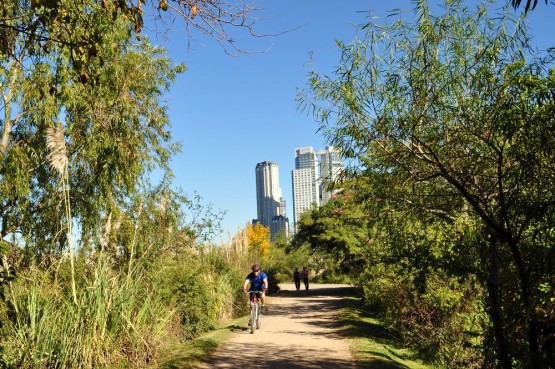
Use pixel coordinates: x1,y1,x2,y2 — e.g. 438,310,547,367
260,285,418,369
200,340,360,368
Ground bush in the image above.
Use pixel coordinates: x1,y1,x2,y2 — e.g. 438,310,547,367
359,272,486,368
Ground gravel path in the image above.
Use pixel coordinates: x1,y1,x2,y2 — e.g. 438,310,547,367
196,283,359,369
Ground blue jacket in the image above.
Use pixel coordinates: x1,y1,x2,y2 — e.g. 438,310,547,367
245,271,268,292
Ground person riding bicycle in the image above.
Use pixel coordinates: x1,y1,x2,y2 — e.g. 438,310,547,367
242,263,268,308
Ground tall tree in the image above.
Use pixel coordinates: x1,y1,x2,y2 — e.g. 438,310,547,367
0,2,183,255
298,0,555,367
0,0,263,63
1,0,267,253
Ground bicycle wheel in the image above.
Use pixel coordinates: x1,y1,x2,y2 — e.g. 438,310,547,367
256,303,261,329
250,303,256,334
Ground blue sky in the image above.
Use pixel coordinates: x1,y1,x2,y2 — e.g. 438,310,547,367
156,1,555,242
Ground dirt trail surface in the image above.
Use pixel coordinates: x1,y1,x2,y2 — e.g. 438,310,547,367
196,283,359,369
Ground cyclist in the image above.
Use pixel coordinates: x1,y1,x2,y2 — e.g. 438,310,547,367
242,263,268,309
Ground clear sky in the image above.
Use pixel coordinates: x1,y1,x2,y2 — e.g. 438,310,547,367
154,1,555,243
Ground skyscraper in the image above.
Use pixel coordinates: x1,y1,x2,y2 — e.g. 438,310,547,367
320,146,344,205
291,147,319,234
291,146,344,233
255,161,288,240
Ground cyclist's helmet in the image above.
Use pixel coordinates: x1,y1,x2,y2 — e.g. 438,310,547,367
251,263,261,272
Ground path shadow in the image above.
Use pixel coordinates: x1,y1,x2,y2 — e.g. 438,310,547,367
275,285,358,298
269,284,417,369
199,340,359,369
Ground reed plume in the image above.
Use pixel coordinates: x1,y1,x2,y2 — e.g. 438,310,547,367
46,121,77,304
99,212,112,251
46,121,68,175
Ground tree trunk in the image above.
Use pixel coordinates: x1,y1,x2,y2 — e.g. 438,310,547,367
486,233,513,369
507,238,541,369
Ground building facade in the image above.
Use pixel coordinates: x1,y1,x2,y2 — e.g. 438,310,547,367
255,161,289,241
319,146,344,205
291,146,344,233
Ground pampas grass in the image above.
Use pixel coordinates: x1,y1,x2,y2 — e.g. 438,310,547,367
45,121,68,176
46,121,77,304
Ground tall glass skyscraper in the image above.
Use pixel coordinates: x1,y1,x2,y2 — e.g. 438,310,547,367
291,147,319,234
291,146,344,233
255,161,288,240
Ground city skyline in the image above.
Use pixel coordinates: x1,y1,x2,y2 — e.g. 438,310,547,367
256,145,344,237
164,1,554,242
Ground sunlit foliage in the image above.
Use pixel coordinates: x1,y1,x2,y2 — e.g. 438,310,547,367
296,0,555,367
247,222,271,257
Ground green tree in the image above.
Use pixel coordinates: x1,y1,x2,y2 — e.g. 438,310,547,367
298,0,555,367
0,5,183,256
0,0,263,63
292,189,369,276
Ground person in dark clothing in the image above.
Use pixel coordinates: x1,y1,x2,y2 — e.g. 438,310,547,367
293,268,301,291
301,266,309,290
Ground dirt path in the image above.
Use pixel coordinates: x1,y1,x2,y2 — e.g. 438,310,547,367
196,283,359,369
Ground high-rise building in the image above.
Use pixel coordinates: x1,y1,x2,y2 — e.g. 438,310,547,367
320,146,344,205
270,215,289,241
291,146,344,233
255,161,289,241
291,147,319,234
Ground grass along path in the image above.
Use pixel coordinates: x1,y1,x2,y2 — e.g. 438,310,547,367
337,295,433,369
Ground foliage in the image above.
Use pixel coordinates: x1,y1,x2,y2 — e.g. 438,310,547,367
153,248,244,340
511,0,548,12
0,1,269,368
263,233,313,286
339,296,434,369
0,0,264,64
246,222,271,257
297,0,555,367
292,171,488,366
0,241,250,368
0,256,172,368
1,7,184,259
292,190,369,278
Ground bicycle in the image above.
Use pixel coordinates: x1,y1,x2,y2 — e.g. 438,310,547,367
245,290,263,334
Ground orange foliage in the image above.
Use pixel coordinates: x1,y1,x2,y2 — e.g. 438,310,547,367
246,222,271,256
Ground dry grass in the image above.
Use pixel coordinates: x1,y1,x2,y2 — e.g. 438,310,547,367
46,121,68,175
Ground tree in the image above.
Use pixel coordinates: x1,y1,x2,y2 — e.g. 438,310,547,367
292,190,369,275
0,0,268,255
0,4,183,256
0,0,264,64
246,222,270,257
298,0,555,367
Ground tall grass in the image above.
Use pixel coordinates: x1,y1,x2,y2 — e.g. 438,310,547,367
152,248,247,340
1,256,174,369
0,240,254,368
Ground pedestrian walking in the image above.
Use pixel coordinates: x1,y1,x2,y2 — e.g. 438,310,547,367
293,267,301,291
301,266,310,290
